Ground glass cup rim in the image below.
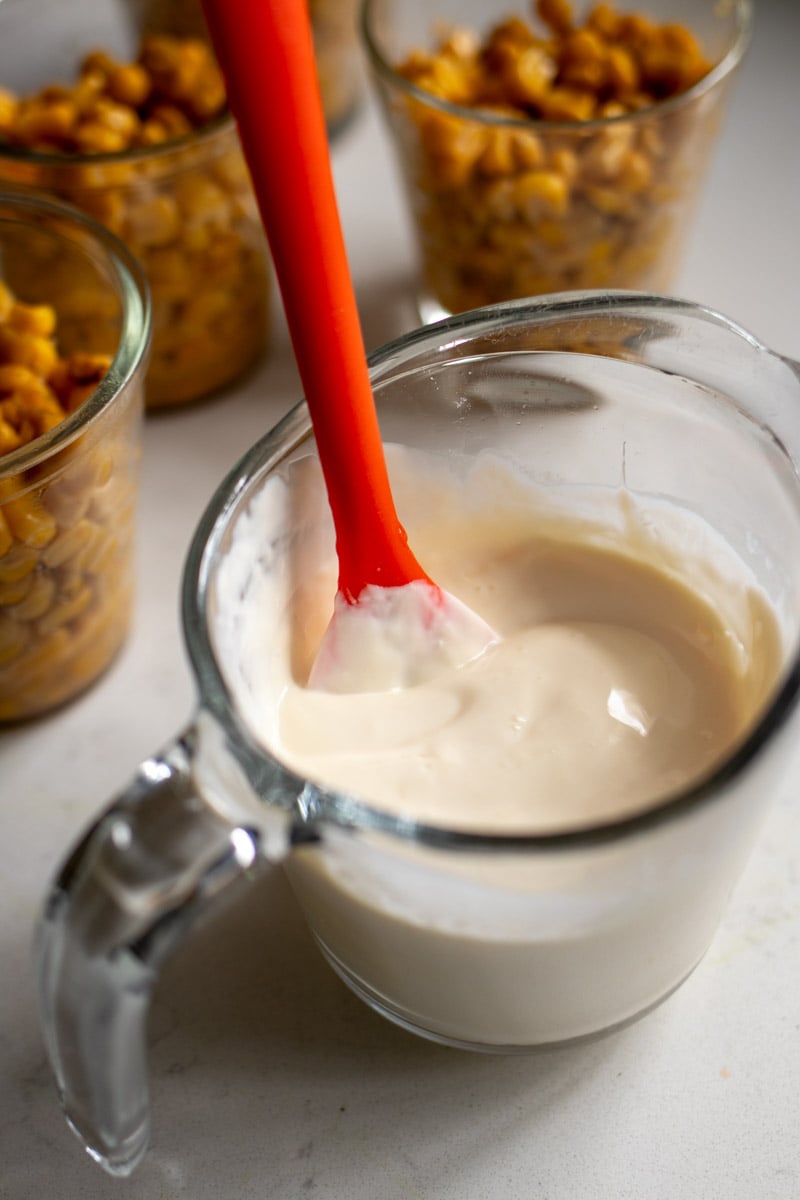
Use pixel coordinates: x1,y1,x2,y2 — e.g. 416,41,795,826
360,0,753,134
0,111,234,170
183,289,800,854
0,188,152,479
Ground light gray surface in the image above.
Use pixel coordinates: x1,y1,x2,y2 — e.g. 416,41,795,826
1,3,799,1196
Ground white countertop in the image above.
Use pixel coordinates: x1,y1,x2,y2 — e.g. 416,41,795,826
2,3,799,1197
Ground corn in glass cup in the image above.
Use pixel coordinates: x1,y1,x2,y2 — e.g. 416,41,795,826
362,0,752,322
0,0,269,408
0,190,150,721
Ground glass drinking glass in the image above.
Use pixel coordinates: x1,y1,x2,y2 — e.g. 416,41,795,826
361,0,752,322
310,0,365,135
0,188,150,720
0,0,270,408
34,292,800,1175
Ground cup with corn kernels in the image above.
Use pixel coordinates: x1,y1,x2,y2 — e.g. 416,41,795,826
0,189,150,721
0,0,270,409
362,0,752,322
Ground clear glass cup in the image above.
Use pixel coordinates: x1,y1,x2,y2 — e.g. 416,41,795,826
0,0,270,408
310,0,365,135
34,292,800,1175
0,188,150,720
361,0,752,322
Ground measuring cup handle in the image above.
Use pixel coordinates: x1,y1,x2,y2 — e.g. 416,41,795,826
33,720,268,1177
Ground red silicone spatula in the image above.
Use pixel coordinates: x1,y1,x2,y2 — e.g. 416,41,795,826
202,0,496,691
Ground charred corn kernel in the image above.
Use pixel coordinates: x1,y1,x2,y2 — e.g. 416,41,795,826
49,351,111,396
507,46,557,106
73,120,129,154
513,170,569,217
13,98,78,146
606,44,640,96
80,50,116,79
107,63,151,109
140,35,205,95
587,3,623,39
187,62,227,123
537,0,575,37
538,87,596,122
145,103,193,140
87,96,141,140
137,117,172,146
73,70,107,116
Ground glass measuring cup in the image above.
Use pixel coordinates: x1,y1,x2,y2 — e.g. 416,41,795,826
35,292,800,1176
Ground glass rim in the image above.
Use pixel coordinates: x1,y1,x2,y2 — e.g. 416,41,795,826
0,110,234,170
0,188,152,479
183,289,800,855
360,0,753,134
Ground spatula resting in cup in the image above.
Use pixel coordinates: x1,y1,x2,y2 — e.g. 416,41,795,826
201,0,497,692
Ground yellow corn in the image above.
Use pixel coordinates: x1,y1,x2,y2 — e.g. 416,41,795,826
0,509,11,558
38,577,92,634
0,542,39,583
0,571,34,605
1,492,58,548
6,302,57,338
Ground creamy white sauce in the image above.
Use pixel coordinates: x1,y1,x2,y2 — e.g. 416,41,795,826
215,445,780,832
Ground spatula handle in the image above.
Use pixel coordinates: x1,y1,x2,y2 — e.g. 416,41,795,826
202,0,429,598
